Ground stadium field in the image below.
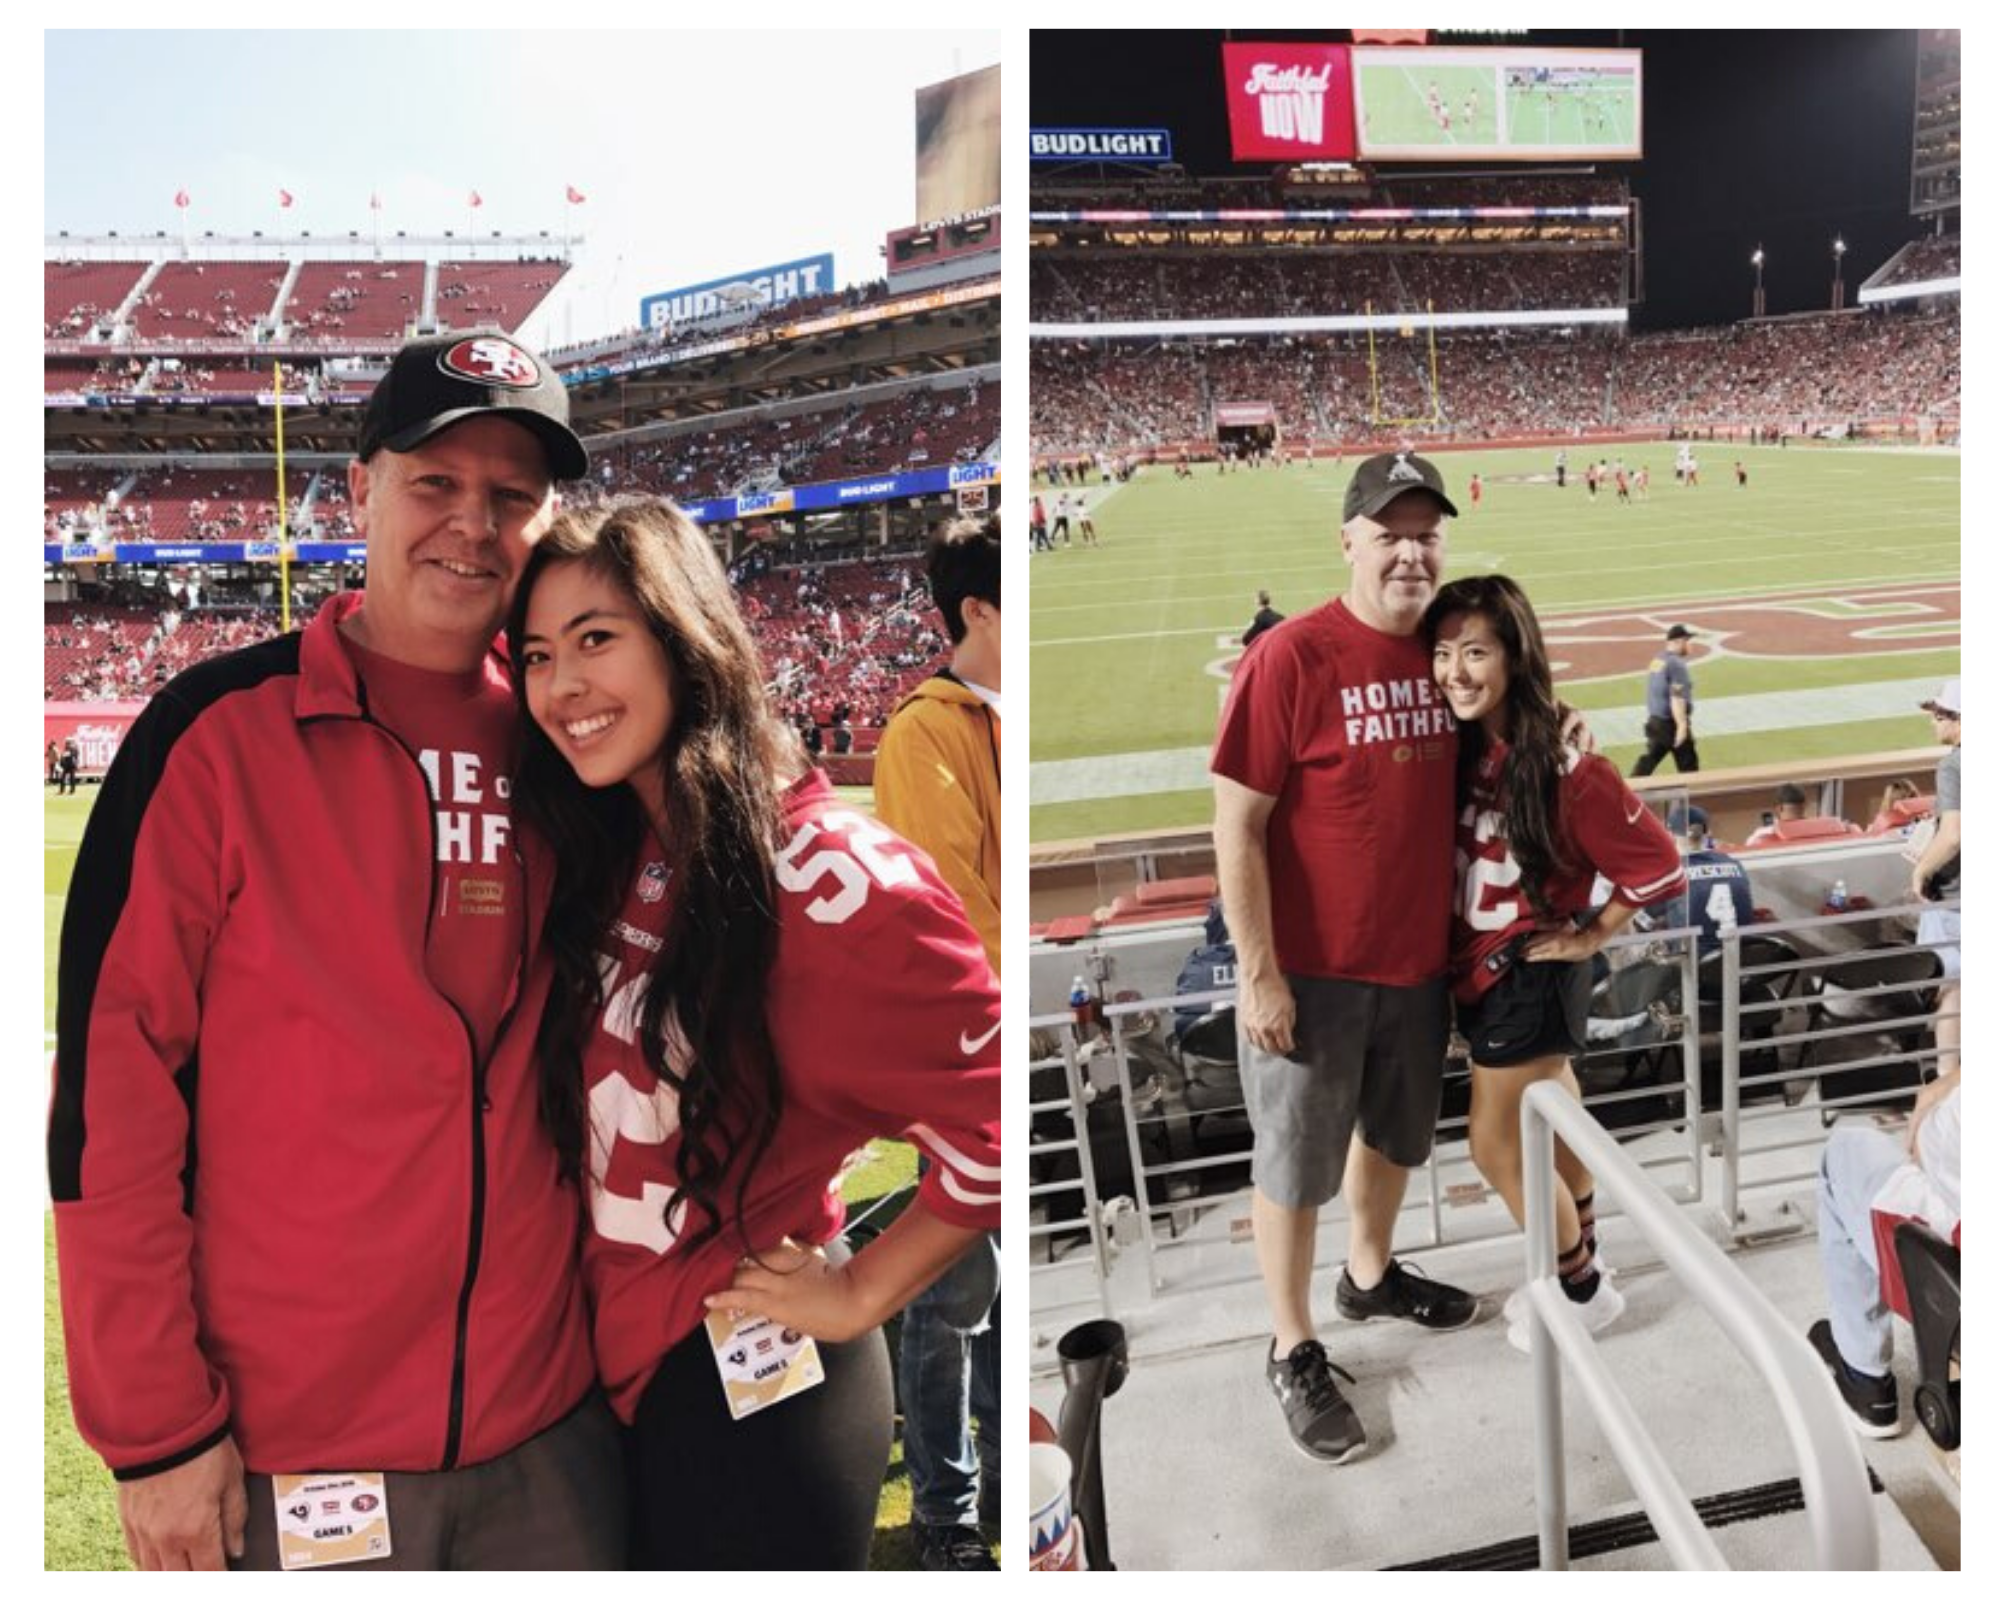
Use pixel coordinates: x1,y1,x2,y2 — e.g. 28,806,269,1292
43,793,942,1572
1029,442,1959,843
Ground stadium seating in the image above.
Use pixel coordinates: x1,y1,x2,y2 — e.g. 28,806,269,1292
282,261,425,341
1031,307,1960,454
45,261,147,337
127,262,285,340
581,382,1000,504
433,261,568,333
1739,816,1866,850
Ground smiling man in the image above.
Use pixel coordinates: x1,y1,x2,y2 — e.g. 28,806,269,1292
50,334,624,1570
1211,451,1478,1466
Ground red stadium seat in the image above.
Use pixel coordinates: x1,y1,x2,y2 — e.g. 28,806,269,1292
1133,875,1219,907
1741,816,1865,849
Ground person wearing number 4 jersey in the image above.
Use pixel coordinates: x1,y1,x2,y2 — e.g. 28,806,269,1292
1426,575,1684,1352
511,499,1000,1570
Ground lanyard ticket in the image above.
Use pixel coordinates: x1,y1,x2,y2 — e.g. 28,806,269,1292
704,1307,825,1420
272,1472,391,1569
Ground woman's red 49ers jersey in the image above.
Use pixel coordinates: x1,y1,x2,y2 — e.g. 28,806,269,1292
580,769,1000,1421
1450,742,1685,1004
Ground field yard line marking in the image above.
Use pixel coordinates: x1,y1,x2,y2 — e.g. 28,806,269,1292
1031,676,1952,807
1031,574,1959,634
1030,516,1961,591
1040,580,1960,648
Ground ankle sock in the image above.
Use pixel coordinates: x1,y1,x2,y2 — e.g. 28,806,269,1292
1558,1239,1600,1303
1575,1192,1598,1259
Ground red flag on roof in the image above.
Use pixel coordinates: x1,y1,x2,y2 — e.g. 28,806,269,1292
173,189,190,209
566,184,586,204
468,190,483,208
279,189,294,209
369,192,382,211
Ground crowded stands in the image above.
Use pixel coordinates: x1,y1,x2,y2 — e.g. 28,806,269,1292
1031,306,1960,454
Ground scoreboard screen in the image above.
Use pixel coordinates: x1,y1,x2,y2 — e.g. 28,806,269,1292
1353,46,1642,161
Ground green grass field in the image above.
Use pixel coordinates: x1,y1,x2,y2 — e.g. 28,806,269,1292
1029,443,1960,842
43,790,959,1571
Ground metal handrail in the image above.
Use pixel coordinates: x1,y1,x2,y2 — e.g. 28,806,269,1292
1520,1079,1877,1570
1717,901,1951,1225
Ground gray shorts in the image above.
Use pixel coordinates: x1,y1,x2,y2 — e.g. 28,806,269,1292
1244,973,1449,1209
232,1392,626,1571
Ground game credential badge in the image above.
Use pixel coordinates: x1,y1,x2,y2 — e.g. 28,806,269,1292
273,1472,391,1568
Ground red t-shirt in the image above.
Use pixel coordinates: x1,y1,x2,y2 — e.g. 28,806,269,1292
344,636,524,1059
1450,742,1686,1003
580,770,1001,1422
1211,599,1457,985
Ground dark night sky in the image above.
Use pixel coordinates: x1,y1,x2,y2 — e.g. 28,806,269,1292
1029,29,1928,331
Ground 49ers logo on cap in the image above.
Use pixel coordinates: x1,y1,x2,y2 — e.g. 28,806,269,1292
438,336,540,389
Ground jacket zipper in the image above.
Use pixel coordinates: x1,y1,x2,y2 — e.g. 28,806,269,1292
351,704,510,1472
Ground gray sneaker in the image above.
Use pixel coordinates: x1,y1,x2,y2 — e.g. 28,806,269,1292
1265,1338,1366,1464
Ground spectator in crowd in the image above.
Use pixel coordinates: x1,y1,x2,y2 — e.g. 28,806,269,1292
1745,782,1813,844
1808,1065,1959,1436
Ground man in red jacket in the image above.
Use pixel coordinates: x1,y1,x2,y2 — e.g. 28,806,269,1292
50,334,621,1570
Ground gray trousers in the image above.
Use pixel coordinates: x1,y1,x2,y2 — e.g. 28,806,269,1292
233,1393,626,1571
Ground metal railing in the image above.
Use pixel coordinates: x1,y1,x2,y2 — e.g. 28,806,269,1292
1026,926,1709,1320
1026,1010,1115,1324
1520,1078,1877,1570
1714,897,1957,1233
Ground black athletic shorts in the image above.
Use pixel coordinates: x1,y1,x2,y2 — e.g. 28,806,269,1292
1458,958,1593,1068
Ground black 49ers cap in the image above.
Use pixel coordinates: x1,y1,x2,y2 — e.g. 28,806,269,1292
357,332,589,481
1342,450,1460,522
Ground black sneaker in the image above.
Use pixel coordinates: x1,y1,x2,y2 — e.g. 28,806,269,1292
1265,1338,1367,1464
912,1520,999,1571
1807,1320,1900,1439
1335,1258,1480,1330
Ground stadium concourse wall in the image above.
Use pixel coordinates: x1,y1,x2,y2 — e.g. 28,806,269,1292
1028,748,1941,927
42,701,878,788
1033,415,1954,472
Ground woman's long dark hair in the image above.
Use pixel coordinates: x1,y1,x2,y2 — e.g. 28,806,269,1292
509,497,801,1252
1423,573,1571,916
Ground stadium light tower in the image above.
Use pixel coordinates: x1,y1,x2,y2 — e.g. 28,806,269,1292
1831,235,1848,311
1751,246,1765,319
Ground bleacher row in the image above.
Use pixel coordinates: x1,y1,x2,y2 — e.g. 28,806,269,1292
1030,308,1960,453
46,381,999,541
45,258,565,343
45,552,948,733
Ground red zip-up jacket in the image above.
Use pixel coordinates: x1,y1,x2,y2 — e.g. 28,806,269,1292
49,592,595,1479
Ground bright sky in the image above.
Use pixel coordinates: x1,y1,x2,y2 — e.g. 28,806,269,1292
44,29,1000,345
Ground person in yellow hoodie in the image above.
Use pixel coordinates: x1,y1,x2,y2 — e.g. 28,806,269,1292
875,515,1000,974
872,512,1001,1569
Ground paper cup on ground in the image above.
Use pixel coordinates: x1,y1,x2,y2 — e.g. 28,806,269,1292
1029,1440,1083,1570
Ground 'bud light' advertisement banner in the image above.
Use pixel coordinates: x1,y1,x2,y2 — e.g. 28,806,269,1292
1029,127,1175,163
641,254,837,332
1221,41,1357,162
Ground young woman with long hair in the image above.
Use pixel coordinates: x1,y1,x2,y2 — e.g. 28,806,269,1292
1423,574,1684,1352
508,498,1000,1568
